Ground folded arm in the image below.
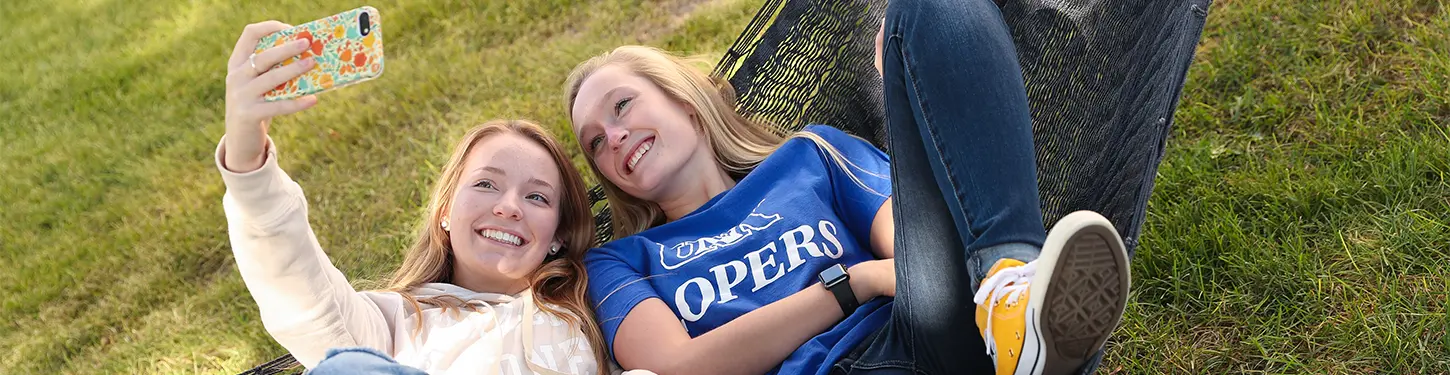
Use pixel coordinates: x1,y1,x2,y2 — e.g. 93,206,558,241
609,260,892,375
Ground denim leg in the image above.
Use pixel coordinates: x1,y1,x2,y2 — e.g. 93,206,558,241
859,0,1047,373
309,347,428,375
885,0,1047,286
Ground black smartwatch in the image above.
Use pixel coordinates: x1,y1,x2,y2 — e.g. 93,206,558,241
819,264,859,316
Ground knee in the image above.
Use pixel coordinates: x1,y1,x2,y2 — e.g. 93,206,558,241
887,0,1006,37
311,347,409,375
885,0,1017,61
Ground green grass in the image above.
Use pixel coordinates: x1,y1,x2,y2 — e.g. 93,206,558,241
0,0,1445,373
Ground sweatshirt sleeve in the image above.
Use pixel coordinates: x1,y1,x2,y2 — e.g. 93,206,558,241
215,136,397,368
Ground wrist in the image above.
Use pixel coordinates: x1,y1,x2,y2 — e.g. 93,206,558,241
846,262,879,303
222,136,269,173
819,264,860,317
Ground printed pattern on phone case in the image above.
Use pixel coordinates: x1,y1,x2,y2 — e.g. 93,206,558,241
255,7,383,101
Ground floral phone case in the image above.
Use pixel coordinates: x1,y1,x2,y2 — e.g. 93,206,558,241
255,6,384,101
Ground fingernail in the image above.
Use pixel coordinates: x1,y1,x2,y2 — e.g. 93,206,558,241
294,39,309,47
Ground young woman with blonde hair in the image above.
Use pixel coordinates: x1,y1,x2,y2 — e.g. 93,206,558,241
564,0,1131,374
218,21,618,375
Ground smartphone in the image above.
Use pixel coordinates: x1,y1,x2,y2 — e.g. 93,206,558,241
255,6,384,102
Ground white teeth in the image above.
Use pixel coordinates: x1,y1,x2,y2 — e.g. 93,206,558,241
628,140,652,171
479,229,522,246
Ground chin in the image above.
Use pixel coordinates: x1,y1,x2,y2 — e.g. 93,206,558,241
621,172,663,199
496,254,548,275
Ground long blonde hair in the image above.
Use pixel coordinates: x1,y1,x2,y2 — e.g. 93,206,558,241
564,46,880,239
381,119,607,374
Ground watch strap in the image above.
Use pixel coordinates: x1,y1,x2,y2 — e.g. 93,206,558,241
828,282,859,316
824,273,859,316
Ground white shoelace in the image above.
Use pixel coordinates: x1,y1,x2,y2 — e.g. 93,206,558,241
972,260,1038,357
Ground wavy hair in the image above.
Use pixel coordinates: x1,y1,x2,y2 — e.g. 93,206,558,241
565,46,882,239
380,119,607,374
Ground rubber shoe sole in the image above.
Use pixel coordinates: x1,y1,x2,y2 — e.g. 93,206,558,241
1023,211,1131,375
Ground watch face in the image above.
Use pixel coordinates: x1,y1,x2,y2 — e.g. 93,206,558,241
820,264,848,285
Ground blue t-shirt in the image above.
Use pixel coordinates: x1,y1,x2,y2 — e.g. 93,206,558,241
585,125,894,375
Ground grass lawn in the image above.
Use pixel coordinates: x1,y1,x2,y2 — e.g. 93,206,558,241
1,0,1446,373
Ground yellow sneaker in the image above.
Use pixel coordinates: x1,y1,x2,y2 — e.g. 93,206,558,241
974,259,1040,375
974,211,1131,375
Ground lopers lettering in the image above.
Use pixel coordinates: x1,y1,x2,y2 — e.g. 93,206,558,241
670,220,845,322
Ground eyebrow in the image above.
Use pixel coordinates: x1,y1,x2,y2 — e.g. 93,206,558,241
477,166,556,192
527,178,556,192
576,87,626,144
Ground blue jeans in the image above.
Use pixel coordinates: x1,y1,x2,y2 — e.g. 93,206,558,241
309,347,427,375
830,0,1102,373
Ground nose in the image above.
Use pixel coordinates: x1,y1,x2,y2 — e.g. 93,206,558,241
492,195,523,221
603,125,629,151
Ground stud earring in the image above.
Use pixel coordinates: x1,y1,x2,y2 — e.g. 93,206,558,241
549,244,560,255
441,221,450,232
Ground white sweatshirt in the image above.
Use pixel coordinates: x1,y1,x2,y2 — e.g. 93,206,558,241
216,138,610,375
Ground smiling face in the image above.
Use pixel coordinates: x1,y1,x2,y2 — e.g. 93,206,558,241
570,64,717,203
444,132,564,294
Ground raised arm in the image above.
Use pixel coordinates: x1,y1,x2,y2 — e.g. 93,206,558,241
218,21,393,368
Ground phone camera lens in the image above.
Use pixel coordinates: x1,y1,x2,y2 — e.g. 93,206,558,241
359,12,371,36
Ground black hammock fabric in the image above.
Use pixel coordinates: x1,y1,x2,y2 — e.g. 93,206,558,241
244,0,1211,373
592,0,1210,255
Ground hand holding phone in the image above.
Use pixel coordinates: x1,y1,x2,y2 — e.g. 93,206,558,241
221,8,386,173
222,21,317,173
254,6,385,102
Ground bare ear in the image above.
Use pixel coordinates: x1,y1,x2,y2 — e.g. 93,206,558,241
675,99,704,134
